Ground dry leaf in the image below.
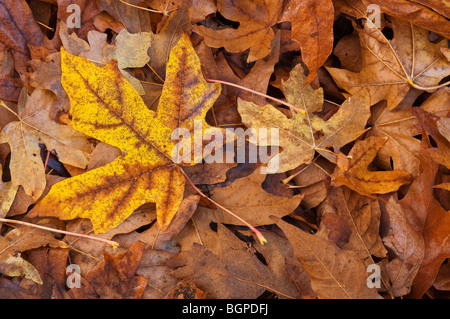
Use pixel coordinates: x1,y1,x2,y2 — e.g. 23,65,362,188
275,217,382,299
207,168,303,226
0,90,93,199
0,224,68,284
238,63,371,173
332,136,412,196
32,34,221,233
327,16,450,110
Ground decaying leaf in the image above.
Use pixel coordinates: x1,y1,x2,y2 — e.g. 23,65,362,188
167,224,300,299
319,186,387,259
70,241,148,299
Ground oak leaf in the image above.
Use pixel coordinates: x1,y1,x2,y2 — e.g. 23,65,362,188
238,63,371,173
332,136,412,196
32,33,222,233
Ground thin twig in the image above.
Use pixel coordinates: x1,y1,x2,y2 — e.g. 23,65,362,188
179,168,268,245
0,218,119,249
206,79,307,115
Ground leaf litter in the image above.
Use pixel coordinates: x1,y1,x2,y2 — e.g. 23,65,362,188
0,0,449,300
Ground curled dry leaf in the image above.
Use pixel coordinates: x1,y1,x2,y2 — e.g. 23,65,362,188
332,136,412,196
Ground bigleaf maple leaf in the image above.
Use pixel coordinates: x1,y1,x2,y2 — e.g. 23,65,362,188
31,33,222,233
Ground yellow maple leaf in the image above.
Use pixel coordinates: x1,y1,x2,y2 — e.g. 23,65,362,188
31,33,221,233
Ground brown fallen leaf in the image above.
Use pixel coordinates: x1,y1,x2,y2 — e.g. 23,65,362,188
70,241,149,299
280,0,334,83
350,0,450,39
97,0,152,34
400,130,450,298
163,280,207,299
25,247,69,299
135,195,200,253
274,217,382,299
147,0,193,80
194,0,282,63
167,224,300,299
332,136,412,196
413,107,450,169
0,223,68,284
319,186,387,260
367,87,450,178
327,16,450,110
206,168,303,226
380,196,425,297
0,0,51,89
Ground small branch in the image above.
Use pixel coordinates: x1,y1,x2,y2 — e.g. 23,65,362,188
0,218,119,249
180,168,268,245
206,79,307,115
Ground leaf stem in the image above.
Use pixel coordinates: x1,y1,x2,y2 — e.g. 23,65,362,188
0,218,119,249
180,168,268,245
205,79,307,115
118,0,176,16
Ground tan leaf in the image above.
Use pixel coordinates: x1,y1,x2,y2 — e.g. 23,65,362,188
207,168,303,226
319,187,387,259
380,196,424,297
0,90,93,199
